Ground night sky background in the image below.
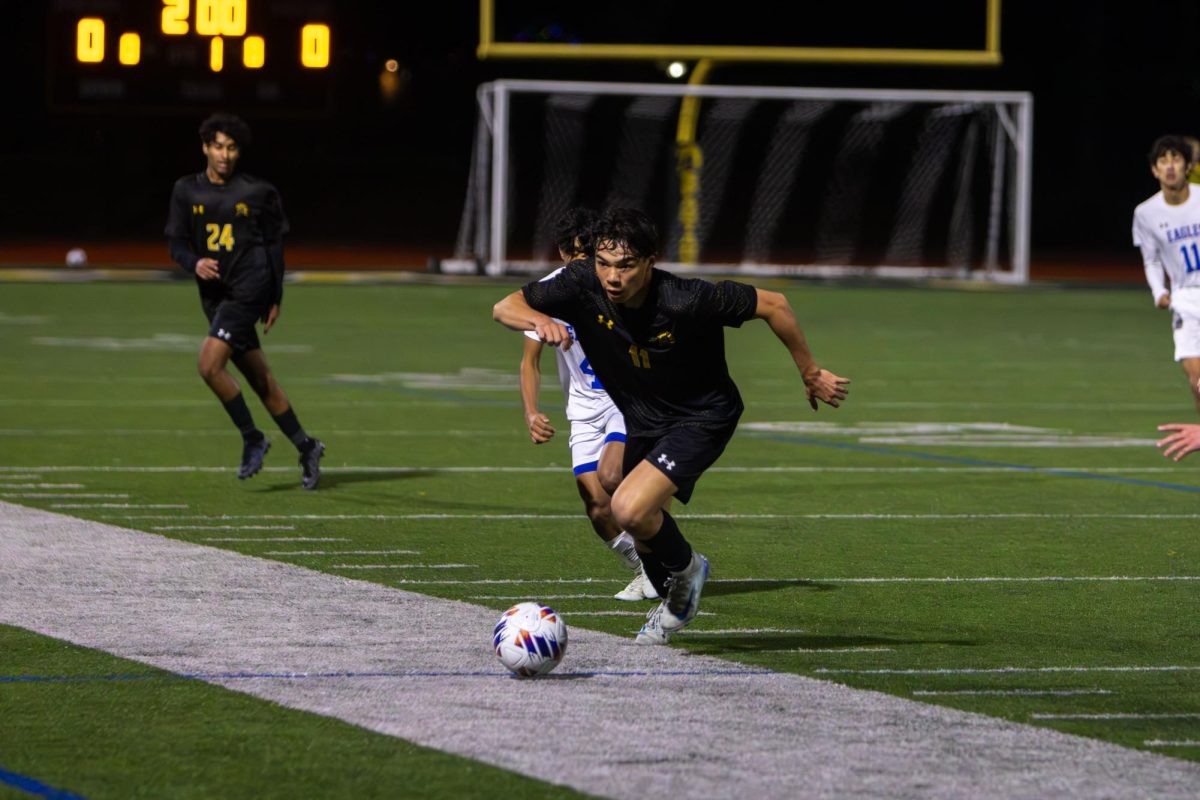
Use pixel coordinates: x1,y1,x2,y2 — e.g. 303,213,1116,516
4,1,1200,271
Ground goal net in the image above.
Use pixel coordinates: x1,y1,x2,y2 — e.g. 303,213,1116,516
454,80,1032,282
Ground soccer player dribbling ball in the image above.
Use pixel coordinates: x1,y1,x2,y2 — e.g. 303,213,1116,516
494,207,849,643
165,113,325,489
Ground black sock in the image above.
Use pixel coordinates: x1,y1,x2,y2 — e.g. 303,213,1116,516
271,407,312,451
222,394,263,443
639,551,671,597
643,511,693,573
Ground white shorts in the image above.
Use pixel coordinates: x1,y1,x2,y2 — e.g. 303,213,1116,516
1173,312,1200,361
569,405,626,476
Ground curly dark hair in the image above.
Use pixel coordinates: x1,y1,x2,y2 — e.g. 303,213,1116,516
199,113,252,149
552,207,596,257
1147,134,1193,167
593,207,659,260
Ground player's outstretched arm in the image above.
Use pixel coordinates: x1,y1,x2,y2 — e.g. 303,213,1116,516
493,290,573,350
1157,423,1200,461
519,337,555,444
753,288,850,410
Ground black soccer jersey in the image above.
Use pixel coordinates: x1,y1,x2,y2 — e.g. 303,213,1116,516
523,260,758,436
165,171,289,306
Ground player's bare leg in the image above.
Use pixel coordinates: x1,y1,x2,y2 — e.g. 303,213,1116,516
198,336,270,479
577,468,656,601
1182,357,1200,414
233,348,324,490
611,462,709,644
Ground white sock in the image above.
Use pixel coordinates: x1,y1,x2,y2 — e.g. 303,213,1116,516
608,531,641,571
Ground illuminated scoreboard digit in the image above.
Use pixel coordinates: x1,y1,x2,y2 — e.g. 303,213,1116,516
48,0,336,113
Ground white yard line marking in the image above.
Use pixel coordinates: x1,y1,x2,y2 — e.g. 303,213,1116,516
0,474,42,480
5,502,1200,798
786,647,895,654
914,690,1115,697
0,464,1193,475
100,511,1200,522
0,492,127,499
0,483,85,489
203,537,351,543
330,563,476,570
0,429,513,437
678,628,810,636
469,594,633,601
1033,713,1200,720
51,503,188,509
150,525,297,531
291,576,1200,587
566,611,716,617
264,550,421,556
1145,740,1200,747
818,666,1200,675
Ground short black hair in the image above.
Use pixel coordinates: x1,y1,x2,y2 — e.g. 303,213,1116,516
199,113,252,149
1148,134,1193,167
553,207,596,257
593,207,659,260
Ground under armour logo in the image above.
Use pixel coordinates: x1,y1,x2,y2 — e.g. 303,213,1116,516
216,328,232,341
597,314,614,330
657,453,675,471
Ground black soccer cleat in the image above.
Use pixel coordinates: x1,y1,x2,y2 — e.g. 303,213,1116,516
238,437,271,480
300,439,325,490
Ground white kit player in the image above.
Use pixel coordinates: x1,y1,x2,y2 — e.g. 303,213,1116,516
518,209,658,601
1134,135,1200,412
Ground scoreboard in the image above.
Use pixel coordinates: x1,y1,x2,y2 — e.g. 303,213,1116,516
48,0,336,113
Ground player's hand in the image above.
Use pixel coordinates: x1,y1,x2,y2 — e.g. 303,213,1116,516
526,411,555,444
195,258,220,280
534,318,573,351
1157,293,1171,309
803,367,850,410
262,304,280,334
1156,423,1200,461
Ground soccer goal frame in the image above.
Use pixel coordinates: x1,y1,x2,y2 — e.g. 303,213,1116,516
456,79,1033,282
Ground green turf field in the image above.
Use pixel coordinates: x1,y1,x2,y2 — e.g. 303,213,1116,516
1,278,1198,797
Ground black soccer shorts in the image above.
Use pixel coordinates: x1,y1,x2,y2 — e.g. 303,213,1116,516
622,423,736,504
200,295,265,356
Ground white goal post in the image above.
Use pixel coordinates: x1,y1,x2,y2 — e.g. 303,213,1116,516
454,79,1033,282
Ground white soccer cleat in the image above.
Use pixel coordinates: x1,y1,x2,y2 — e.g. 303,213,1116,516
659,552,709,633
634,603,670,645
614,565,660,601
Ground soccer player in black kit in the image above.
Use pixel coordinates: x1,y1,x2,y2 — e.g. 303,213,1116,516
493,207,849,643
166,113,325,489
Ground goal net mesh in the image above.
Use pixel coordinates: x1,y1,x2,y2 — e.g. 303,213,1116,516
456,82,1030,280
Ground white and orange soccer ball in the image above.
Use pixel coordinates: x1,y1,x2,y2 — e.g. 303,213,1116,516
492,602,568,678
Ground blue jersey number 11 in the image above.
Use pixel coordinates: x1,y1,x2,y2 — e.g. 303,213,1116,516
1182,242,1200,273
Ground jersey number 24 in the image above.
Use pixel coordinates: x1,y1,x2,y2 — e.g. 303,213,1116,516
206,223,235,252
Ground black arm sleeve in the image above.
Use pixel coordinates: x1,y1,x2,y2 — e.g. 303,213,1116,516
164,182,198,273
521,259,589,322
262,187,290,306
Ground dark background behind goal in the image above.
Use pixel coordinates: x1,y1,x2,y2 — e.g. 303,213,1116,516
2,1,1197,276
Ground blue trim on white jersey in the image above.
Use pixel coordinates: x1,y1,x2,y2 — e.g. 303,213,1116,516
603,432,627,445
572,461,599,476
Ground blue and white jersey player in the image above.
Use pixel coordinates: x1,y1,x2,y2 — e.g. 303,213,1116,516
518,210,657,602
1133,134,1200,413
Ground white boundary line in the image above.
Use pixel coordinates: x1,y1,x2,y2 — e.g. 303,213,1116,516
913,690,1115,697
0,483,85,489
263,550,422,556
202,537,351,543
329,563,477,570
0,492,127,499
104,512,1200,521
1,464,1196,475
818,666,1200,675
150,525,298,531
1033,713,1200,721
295,576,1200,586
1145,740,1200,747
788,647,895,654
52,503,189,509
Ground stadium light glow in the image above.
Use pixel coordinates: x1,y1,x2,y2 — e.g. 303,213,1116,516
667,61,687,79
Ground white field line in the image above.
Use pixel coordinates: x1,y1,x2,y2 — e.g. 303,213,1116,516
0,429,513,437
0,483,85,489
296,576,1200,587
914,690,1115,697
329,563,477,570
0,464,1193,475
150,525,297,531
677,628,809,636
51,503,188,509
263,550,421,556
202,537,351,543
567,610,716,617
103,512,1200,522
0,492,127,499
1146,740,1200,747
0,474,41,480
787,647,896,654
817,666,1200,675
469,594,635,601
1032,713,1200,721
6,502,1200,798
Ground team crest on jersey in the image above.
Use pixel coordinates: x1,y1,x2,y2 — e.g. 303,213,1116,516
191,204,204,215
235,202,250,217
650,330,676,347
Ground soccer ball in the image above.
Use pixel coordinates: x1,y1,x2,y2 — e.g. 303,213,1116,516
492,602,568,678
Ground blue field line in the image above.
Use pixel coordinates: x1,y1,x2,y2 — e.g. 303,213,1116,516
0,667,772,685
0,766,87,800
746,433,1200,494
